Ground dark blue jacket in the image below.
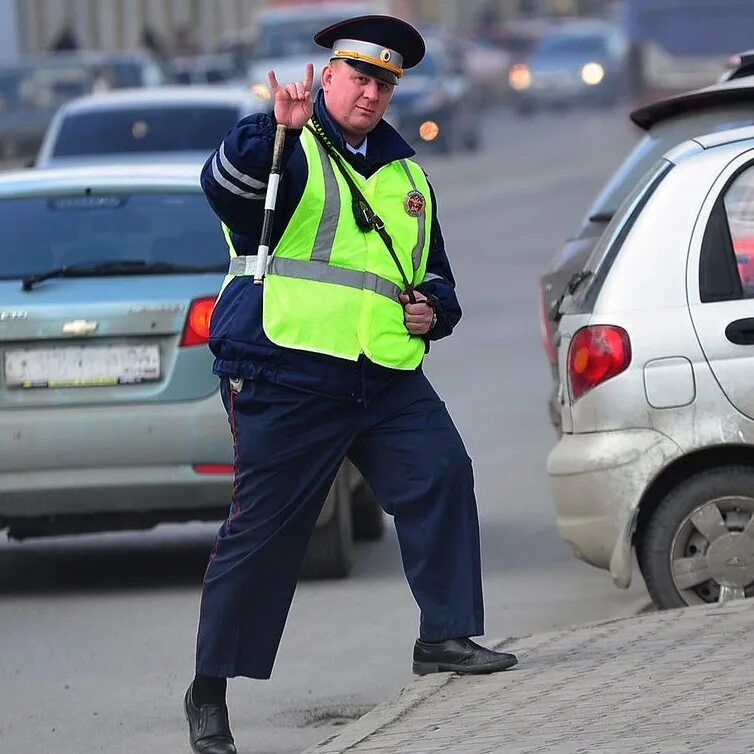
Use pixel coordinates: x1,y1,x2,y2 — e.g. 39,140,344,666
200,91,462,403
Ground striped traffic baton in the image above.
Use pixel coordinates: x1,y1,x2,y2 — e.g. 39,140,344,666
254,123,287,284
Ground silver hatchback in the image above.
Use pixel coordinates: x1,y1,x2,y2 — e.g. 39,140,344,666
549,124,754,609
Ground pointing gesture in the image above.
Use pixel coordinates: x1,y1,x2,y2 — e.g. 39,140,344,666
268,63,315,130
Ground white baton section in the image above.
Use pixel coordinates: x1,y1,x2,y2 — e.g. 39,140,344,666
244,256,258,276
254,246,270,281
265,174,281,211
254,174,282,282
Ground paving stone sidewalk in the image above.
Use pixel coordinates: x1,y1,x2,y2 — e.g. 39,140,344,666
302,600,754,754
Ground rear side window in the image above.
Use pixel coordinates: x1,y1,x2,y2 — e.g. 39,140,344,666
580,107,754,239
701,162,754,301
51,106,240,157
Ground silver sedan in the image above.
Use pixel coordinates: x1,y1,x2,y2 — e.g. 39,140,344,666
0,163,380,579
549,124,754,609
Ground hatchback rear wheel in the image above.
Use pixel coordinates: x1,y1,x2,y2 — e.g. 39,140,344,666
638,467,754,609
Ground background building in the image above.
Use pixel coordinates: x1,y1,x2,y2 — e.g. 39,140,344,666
0,0,617,60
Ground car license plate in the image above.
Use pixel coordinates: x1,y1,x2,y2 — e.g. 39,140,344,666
3,344,160,389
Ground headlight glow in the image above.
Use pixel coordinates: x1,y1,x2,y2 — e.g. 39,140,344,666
419,121,440,142
509,63,532,91
581,62,605,86
251,83,272,100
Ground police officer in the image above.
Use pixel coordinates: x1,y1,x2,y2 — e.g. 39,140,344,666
184,15,517,754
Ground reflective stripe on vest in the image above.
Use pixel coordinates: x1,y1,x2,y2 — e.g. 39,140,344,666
227,255,401,302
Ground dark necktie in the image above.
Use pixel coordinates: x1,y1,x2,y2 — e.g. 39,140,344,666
350,151,368,175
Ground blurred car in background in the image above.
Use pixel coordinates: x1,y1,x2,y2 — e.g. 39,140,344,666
169,53,245,86
474,17,553,66
36,86,270,167
417,23,511,104
386,43,482,155
508,20,627,114
245,1,385,95
549,124,754,610
0,50,165,161
462,36,512,102
540,70,754,434
0,163,381,578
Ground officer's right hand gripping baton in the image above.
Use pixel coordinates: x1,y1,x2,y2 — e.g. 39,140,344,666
254,123,287,285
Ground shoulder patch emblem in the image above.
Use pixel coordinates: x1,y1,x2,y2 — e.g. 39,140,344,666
404,190,426,217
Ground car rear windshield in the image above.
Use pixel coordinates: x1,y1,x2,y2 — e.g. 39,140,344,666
534,34,608,57
255,16,344,58
579,106,754,238
0,192,228,279
51,106,240,157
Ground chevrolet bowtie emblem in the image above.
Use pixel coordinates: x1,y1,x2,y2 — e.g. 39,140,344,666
62,319,99,336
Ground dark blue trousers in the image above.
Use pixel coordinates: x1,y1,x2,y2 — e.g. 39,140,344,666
195,369,484,679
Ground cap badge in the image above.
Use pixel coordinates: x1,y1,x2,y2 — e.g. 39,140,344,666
380,49,392,62
404,190,426,217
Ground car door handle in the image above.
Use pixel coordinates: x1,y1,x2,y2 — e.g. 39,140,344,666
725,318,754,345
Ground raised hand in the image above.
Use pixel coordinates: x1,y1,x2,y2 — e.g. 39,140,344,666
268,63,314,130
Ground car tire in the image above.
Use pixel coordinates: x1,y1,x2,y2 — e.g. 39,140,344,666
437,110,463,155
301,470,353,579
464,120,482,152
351,479,384,541
637,467,754,610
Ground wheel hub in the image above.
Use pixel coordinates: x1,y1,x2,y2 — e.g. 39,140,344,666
706,532,754,588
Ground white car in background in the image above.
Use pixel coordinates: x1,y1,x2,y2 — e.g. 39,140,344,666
35,86,270,167
549,124,754,610
245,1,386,95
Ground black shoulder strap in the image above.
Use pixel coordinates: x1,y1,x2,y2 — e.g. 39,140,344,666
305,120,416,303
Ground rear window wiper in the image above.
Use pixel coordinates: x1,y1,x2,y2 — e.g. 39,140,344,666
549,270,593,322
21,260,226,291
588,211,614,223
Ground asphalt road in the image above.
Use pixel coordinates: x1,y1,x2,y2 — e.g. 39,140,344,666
0,103,646,754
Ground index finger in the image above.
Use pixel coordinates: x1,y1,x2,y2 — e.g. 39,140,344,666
304,62,314,92
267,69,282,94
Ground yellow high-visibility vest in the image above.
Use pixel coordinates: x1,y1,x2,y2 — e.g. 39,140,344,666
227,125,433,370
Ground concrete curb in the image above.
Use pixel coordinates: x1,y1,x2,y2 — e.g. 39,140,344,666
299,635,519,754
300,600,656,754
300,673,453,754
613,594,655,619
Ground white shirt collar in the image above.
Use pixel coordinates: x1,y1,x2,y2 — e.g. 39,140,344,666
345,137,367,157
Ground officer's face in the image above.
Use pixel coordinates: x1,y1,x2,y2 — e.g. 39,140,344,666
322,61,394,144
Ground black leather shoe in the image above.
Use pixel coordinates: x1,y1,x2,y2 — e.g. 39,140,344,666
413,637,518,676
183,684,237,754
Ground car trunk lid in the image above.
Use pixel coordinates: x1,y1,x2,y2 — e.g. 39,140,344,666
0,274,221,408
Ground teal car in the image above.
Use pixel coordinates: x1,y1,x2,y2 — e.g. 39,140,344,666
0,164,381,577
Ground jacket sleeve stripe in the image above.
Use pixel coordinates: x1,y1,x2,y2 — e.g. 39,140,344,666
421,272,445,284
211,154,266,200
219,143,268,191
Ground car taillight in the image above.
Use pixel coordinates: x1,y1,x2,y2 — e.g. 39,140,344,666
567,325,631,401
180,296,217,347
539,283,557,365
193,464,234,474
